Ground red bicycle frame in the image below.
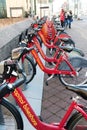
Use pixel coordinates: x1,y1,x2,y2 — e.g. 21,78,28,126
32,20,71,49
6,75,87,130
27,41,77,76
30,36,61,63
37,29,70,48
34,20,71,47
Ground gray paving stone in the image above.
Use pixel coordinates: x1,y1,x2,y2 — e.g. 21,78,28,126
0,18,33,61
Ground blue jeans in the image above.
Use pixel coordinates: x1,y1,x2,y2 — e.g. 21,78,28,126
68,19,71,28
65,19,68,28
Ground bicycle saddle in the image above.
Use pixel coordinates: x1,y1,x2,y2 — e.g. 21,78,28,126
56,27,65,32
66,85,87,100
59,45,73,52
38,21,45,25
58,37,69,41
55,21,60,25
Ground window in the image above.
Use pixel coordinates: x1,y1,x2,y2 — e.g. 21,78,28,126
0,0,7,18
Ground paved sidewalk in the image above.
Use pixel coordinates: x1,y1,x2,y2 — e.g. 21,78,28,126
41,19,87,124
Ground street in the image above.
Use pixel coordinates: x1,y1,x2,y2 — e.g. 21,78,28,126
67,19,87,55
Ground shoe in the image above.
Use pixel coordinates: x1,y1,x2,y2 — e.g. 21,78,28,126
69,26,71,28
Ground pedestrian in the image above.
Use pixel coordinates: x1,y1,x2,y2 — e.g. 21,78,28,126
60,9,65,28
67,10,73,29
64,11,68,28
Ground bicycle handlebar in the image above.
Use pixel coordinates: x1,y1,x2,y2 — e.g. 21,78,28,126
0,71,26,99
0,47,30,99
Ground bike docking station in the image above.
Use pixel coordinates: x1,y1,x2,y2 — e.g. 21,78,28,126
18,44,46,130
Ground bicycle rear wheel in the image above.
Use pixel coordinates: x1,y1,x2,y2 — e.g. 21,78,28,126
0,98,23,130
59,67,87,86
66,108,87,130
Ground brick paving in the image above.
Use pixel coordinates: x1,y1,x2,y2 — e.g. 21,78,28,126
41,20,87,124
41,72,76,123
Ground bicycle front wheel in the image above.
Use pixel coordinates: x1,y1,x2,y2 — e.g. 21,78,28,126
22,54,36,84
0,98,23,130
66,108,87,130
59,67,87,86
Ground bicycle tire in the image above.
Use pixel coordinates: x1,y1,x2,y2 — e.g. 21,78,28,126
50,44,82,58
0,98,23,130
67,49,84,57
22,54,36,84
66,107,87,130
59,66,87,86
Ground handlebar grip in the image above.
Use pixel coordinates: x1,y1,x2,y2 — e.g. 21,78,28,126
0,83,10,99
0,78,25,99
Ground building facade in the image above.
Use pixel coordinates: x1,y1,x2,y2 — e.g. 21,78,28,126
0,0,53,18
6,0,31,17
36,0,53,18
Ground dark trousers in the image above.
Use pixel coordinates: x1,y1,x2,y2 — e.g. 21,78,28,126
68,19,71,28
61,20,64,27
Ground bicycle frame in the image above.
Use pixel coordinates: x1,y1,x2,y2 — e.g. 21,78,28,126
37,29,69,48
6,76,87,130
31,20,71,49
29,36,61,63
33,21,71,48
27,42,77,76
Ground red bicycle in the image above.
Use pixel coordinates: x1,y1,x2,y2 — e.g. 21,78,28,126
32,18,76,47
12,46,87,87
30,21,84,57
35,28,84,57
1,56,87,130
18,30,87,86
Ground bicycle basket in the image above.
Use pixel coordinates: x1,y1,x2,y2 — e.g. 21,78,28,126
11,47,22,60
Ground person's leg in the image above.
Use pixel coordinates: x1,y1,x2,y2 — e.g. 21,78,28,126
68,20,71,28
66,19,68,27
61,20,62,27
65,19,68,28
63,21,65,27
61,20,63,27
69,21,71,28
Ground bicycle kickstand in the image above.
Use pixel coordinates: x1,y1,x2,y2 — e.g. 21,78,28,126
45,74,54,85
